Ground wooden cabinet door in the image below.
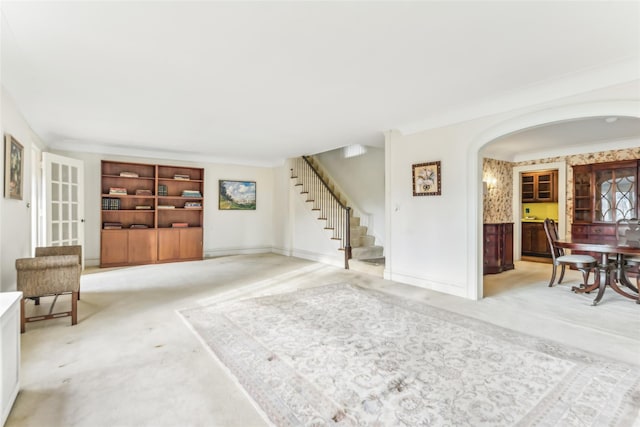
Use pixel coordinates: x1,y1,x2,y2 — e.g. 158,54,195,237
532,224,550,254
521,223,534,253
179,228,203,260
521,174,535,202
157,229,181,261
502,223,514,270
483,224,501,274
535,171,557,202
128,229,157,264
101,230,128,266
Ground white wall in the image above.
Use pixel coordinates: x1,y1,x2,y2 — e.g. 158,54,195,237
0,88,43,291
315,146,385,247
385,82,640,300
53,151,275,265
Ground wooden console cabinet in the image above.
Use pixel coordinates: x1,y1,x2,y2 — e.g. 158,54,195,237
100,161,204,267
483,223,514,274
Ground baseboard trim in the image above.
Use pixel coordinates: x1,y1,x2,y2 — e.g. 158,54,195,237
204,247,273,258
388,270,468,299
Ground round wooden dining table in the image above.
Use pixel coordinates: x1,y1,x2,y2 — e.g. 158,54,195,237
555,239,640,305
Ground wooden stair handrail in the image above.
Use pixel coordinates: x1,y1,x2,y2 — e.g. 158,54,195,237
291,156,352,269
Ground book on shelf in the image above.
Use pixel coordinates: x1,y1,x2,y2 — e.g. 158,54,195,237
109,187,127,195
158,184,168,196
157,205,175,209
135,189,153,196
103,222,123,230
184,201,202,208
171,222,189,228
135,205,152,210
174,174,190,180
182,190,202,197
102,198,121,210
119,171,139,178
130,224,149,229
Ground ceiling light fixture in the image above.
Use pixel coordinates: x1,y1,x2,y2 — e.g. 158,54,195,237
605,117,618,124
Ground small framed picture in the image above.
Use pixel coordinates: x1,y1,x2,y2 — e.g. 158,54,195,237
412,161,441,196
5,134,24,200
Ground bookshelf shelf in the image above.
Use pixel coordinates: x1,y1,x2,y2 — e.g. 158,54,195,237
100,160,204,267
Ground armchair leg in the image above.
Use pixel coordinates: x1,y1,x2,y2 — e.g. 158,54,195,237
71,291,78,326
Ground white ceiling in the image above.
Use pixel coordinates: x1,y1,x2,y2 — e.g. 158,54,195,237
1,1,639,166
482,116,640,162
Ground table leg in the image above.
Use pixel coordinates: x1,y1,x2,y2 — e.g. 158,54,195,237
616,254,639,292
608,254,640,301
592,265,608,306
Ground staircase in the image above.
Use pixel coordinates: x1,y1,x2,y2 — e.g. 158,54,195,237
290,156,383,269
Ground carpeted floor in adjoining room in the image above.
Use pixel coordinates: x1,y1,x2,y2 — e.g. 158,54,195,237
6,255,640,426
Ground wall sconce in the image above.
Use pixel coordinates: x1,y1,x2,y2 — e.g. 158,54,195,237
483,176,497,195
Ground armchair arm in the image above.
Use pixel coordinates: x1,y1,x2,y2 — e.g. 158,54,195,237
35,245,82,265
16,255,80,271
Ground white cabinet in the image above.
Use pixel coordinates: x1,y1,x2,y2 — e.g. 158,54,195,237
1,292,21,426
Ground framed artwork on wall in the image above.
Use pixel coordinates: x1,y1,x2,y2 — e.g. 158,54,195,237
219,180,256,210
5,134,24,200
412,161,441,196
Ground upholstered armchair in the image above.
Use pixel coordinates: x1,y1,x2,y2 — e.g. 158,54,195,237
34,245,82,299
15,245,82,333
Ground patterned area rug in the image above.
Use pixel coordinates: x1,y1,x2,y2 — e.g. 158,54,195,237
179,284,640,426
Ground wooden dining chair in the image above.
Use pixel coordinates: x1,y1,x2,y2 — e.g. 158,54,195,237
543,218,597,287
615,218,640,288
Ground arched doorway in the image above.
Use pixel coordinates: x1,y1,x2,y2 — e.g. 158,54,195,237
467,101,640,300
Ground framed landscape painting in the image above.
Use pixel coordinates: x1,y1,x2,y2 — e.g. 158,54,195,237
5,134,24,200
219,180,256,210
412,161,441,196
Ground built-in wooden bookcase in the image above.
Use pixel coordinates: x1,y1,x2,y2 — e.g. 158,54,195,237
100,160,204,267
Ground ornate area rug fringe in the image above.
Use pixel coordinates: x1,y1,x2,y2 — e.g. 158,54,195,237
179,283,640,426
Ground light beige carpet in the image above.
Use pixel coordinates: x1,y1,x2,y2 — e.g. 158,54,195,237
181,283,640,426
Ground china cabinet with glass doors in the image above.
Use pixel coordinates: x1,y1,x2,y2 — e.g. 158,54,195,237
572,160,639,245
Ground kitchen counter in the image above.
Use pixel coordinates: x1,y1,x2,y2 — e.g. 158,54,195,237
521,218,557,223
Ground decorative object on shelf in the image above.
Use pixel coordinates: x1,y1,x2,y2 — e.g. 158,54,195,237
135,189,152,196
4,134,24,200
119,171,139,178
109,187,127,195
158,184,168,196
135,205,152,210
412,161,441,196
184,201,202,208
174,174,190,180
130,224,149,229
103,222,123,229
157,205,175,209
171,222,189,228
219,180,256,210
182,190,202,198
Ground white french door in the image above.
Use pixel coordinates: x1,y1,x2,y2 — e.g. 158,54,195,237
42,153,85,255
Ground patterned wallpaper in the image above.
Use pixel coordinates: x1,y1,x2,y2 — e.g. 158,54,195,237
482,147,640,225
482,158,513,224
